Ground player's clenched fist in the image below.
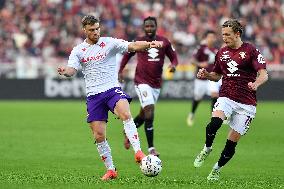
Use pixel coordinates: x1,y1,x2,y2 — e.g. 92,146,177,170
197,68,208,79
149,41,163,48
57,66,66,75
248,82,258,91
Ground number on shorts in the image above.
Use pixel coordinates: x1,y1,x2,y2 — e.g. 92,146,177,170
214,102,219,109
115,89,126,96
244,116,253,126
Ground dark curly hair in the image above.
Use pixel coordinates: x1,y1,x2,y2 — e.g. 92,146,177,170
143,16,157,26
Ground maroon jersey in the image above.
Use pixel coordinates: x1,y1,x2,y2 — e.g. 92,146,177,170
213,42,266,105
119,35,178,88
194,44,218,80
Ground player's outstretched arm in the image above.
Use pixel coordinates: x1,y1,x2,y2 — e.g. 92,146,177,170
128,41,163,52
248,69,268,91
57,66,77,77
197,68,221,81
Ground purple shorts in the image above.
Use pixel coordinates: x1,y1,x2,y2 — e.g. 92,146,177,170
86,87,132,123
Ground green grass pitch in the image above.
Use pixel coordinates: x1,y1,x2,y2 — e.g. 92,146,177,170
0,100,283,189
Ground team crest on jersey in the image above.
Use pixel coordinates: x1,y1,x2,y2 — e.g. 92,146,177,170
239,52,246,59
99,42,106,48
142,91,148,97
82,48,86,51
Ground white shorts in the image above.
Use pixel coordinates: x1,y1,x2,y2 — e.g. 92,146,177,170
208,79,222,94
193,79,210,100
213,97,256,135
135,84,160,108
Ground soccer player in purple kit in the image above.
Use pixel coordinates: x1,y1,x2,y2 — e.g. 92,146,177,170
193,19,268,180
57,15,163,181
119,16,178,156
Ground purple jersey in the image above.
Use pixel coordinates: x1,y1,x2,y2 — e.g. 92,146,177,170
213,42,266,106
194,44,218,80
119,35,178,88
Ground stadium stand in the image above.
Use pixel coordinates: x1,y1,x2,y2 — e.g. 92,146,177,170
0,0,284,78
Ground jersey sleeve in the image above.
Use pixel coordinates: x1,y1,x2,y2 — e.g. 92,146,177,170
112,38,130,54
212,51,222,74
67,47,80,70
251,47,266,71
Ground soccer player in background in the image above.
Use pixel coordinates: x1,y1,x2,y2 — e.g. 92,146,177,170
119,16,178,156
193,19,268,180
186,30,220,127
57,15,163,181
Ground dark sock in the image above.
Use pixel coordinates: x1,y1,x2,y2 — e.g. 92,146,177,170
218,139,238,167
191,100,200,114
211,98,218,111
134,115,144,128
205,117,223,147
144,118,154,148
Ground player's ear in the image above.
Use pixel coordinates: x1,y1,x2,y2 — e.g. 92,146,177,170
236,31,241,37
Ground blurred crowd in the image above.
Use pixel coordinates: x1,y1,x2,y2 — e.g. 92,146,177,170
0,0,284,74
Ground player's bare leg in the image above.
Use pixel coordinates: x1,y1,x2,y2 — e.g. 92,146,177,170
90,121,117,180
114,99,145,163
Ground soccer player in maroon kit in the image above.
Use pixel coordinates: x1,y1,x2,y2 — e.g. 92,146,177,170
119,16,178,156
186,30,220,126
193,19,268,180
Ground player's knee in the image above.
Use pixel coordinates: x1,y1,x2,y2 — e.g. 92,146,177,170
143,106,154,121
119,111,132,121
144,113,154,123
211,92,219,98
94,131,105,143
206,117,223,134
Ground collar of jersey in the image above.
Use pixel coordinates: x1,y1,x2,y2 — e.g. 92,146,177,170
83,38,101,46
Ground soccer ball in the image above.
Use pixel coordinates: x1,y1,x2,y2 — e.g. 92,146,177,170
140,155,162,177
